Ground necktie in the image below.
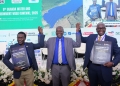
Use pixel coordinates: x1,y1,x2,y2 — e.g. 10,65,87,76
58,39,62,64
110,2,113,16
98,36,101,41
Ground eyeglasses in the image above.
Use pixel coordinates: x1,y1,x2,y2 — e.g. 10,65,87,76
97,27,106,30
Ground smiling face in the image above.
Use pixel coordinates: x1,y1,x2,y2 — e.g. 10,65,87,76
56,26,64,38
93,1,96,5
96,23,106,36
17,32,26,45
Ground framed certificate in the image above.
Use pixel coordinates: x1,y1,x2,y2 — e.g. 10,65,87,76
92,41,112,64
11,45,30,69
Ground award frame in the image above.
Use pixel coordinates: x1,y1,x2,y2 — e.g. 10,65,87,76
11,45,30,69
92,41,112,64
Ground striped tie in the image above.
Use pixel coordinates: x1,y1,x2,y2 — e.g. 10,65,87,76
58,39,62,64
110,2,113,16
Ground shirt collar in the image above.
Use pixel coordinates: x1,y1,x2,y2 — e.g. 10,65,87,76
97,34,105,38
57,36,64,41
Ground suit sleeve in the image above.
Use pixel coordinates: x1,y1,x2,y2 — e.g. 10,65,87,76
87,6,92,19
112,38,120,66
3,48,14,71
79,30,88,43
72,32,81,48
33,34,45,49
117,0,120,8
44,36,50,48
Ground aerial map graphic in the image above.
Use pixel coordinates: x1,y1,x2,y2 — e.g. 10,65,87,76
42,0,83,28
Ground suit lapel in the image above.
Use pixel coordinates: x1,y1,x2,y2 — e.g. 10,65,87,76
64,38,67,55
24,43,31,56
89,34,98,51
91,34,98,45
105,35,108,41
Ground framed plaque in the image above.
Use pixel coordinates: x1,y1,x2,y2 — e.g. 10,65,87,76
92,41,112,64
11,46,30,69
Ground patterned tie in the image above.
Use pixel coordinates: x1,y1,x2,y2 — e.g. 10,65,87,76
58,39,62,64
98,36,101,41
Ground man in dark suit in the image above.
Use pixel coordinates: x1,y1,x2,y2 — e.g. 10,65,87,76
3,31,45,86
76,22,120,86
38,26,81,86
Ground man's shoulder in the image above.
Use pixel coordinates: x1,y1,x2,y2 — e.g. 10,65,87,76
64,37,72,40
96,4,101,6
10,43,18,48
89,34,97,37
48,37,56,40
47,37,56,42
106,35,116,41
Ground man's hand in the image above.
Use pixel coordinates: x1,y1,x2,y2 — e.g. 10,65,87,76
14,67,21,71
38,26,43,34
76,23,81,32
104,62,114,67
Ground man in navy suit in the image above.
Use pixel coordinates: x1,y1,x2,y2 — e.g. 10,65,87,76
76,22,120,86
3,30,45,86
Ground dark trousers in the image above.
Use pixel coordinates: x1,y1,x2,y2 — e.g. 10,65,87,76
88,63,111,86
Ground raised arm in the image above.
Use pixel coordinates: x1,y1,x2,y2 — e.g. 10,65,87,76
37,26,49,48
76,23,88,43
72,26,81,48
33,34,45,49
33,26,45,49
87,6,92,19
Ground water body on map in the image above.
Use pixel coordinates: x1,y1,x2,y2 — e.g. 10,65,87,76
43,0,83,28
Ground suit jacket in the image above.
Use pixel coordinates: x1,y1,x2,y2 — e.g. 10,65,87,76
102,0,120,19
3,35,45,79
43,33,81,70
87,4,102,19
80,30,120,82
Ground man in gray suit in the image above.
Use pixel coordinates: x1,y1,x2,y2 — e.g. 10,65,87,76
102,0,120,21
38,26,81,86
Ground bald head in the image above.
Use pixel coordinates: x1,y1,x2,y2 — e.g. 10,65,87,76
96,22,106,36
56,26,64,38
97,22,105,27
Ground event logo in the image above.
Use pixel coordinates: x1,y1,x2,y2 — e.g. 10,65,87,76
116,32,120,35
0,34,6,37
11,0,22,3
68,32,71,35
28,0,39,3
9,33,17,37
26,39,31,41
64,32,67,36
0,0,5,4
107,31,114,36
83,32,93,35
